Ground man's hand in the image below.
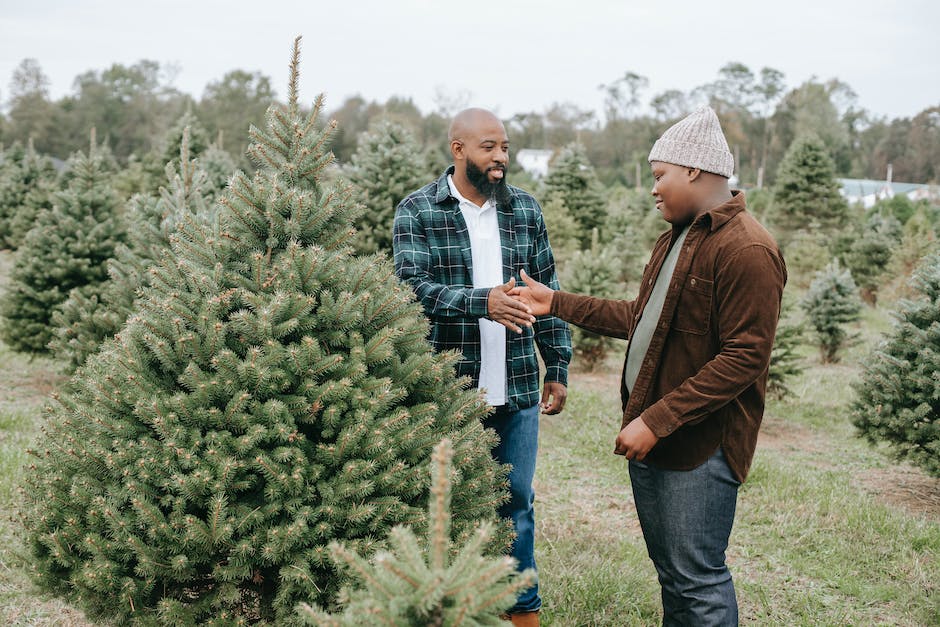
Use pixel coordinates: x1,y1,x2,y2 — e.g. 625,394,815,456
540,382,567,414
613,417,659,461
507,269,555,316
488,277,535,333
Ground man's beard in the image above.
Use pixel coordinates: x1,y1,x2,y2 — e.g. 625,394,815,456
466,159,512,207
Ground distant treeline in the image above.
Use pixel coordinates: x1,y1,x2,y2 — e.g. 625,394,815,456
2,59,938,186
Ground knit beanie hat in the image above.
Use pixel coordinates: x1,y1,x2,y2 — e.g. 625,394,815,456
648,106,734,178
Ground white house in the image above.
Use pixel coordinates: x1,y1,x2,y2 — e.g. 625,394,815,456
514,148,555,179
839,165,937,208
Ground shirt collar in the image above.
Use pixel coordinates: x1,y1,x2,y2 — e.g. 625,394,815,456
447,173,494,212
434,166,457,204
698,190,747,232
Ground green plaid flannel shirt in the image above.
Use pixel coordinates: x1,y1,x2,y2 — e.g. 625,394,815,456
393,167,572,411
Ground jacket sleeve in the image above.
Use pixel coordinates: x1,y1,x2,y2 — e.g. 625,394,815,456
527,211,571,385
640,244,786,438
393,199,491,319
550,291,636,340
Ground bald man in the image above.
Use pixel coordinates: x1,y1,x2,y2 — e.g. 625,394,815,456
393,108,571,625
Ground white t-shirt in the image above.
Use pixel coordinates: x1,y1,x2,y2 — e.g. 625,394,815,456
447,175,507,406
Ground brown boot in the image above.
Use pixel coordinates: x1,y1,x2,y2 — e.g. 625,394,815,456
509,611,539,626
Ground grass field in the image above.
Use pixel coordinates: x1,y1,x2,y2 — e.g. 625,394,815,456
0,248,937,625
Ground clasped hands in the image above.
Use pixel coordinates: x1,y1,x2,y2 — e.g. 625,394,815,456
487,269,554,333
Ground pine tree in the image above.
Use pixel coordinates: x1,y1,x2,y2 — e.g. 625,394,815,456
346,119,430,255
113,111,236,200
601,185,655,284
602,185,663,251
770,135,849,245
543,143,606,245
881,209,938,302
563,229,621,370
843,213,902,304
49,127,218,372
767,296,805,398
24,39,506,625
782,228,831,289
0,132,124,354
0,139,59,250
852,253,940,477
802,259,862,363
538,193,581,266
299,439,534,626
868,193,928,227
199,142,238,196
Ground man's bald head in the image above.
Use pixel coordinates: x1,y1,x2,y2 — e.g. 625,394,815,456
449,108,505,143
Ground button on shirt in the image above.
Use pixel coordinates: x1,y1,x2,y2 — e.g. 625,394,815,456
447,176,507,405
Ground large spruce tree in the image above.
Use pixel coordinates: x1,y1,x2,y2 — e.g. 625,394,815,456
24,39,505,625
0,133,124,354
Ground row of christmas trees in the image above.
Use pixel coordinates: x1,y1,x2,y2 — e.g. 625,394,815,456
4,87,933,377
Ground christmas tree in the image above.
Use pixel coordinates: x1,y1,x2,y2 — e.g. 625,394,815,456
299,439,534,626
601,185,655,283
882,209,938,302
852,253,940,477
346,119,430,255
0,139,59,250
543,143,606,245
113,111,236,200
49,127,217,372
538,194,581,265
769,135,849,246
0,131,125,354
781,228,831,289
24,39,506,625
767,296,805,398
842,213,902,304
563,229,621,370
802,259,862,363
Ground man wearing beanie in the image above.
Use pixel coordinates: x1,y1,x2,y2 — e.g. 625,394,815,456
511,106,786,625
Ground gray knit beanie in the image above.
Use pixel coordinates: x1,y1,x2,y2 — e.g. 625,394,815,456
648,106,734,178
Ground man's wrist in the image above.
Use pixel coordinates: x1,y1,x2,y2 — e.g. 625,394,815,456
469,287,492,318
544,366,568,387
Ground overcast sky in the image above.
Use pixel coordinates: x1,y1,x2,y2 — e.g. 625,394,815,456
2,0,939,122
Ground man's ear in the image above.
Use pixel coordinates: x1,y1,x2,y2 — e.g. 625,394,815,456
687,167,703,182
450,140,464,161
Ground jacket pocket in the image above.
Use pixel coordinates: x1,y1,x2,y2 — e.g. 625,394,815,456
674,274,712,335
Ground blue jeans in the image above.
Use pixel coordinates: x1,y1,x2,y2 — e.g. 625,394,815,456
629,447,741,626
484,403,540,614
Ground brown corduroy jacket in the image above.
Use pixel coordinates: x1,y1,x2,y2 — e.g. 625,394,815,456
550,192,786,482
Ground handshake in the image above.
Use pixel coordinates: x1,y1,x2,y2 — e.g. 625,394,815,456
488,269,554,333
